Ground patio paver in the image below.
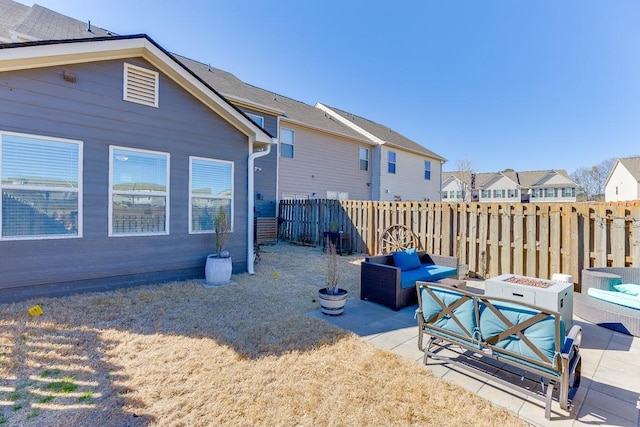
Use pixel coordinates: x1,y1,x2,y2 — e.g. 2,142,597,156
309,280,640,427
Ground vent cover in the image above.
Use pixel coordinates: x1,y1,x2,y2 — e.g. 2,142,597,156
123,63,159,107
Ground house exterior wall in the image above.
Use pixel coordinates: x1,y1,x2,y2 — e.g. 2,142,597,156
605,165,639,201
0,58,251,292
479,175,519,202
379,146,442,201
530,175,577,203
278,122,372,200
442,178,468,202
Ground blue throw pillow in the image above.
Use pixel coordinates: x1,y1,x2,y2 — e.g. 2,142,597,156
614,283,640,297
392,248,421,271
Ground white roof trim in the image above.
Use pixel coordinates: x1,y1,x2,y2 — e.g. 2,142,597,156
315,103,386,145
0,36,273,145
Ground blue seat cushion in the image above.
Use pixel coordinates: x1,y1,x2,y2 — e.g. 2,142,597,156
400,264,457,289
479,300,564,365
588,287,640,310
392,248,422,271
420,287,477,338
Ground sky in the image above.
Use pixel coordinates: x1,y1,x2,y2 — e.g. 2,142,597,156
15,0,640,174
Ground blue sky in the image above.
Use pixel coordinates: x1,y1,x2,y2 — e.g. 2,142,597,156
18,0,640,174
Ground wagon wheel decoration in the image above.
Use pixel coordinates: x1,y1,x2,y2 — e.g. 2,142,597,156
378,224,421,254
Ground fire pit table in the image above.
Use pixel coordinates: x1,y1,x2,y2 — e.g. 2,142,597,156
484,274,574,328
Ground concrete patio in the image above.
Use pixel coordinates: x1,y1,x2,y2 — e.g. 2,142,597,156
309,279,640,427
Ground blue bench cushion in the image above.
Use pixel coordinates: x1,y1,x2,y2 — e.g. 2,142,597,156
588,287,640,310
420,287,477,338
479,300,563,364
392,248,422,271
400,264,457,289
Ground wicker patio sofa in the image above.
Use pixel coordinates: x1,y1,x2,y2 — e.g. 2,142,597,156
575,267,640,336
360,250,459,310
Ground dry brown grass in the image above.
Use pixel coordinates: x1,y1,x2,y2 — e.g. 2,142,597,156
0,243,528,426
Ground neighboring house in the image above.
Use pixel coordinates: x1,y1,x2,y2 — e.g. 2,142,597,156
181,60,446,203
518,170,578,203
318,105,445,202
605,157,640,202
0,35,274,297
443,170,578,203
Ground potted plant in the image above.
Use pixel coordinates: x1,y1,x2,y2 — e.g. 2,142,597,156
317,242,348,315
204,206,232,286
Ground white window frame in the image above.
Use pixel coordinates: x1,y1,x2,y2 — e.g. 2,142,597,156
388,151,396,174
246,113,264,127
189,156,234,234
280,128,295,159
0,131,83,240
123,63,159,108
424,160,431,180
109,146,169,237
359,147,369,171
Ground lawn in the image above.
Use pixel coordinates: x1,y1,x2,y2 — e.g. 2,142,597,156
0,244,527,426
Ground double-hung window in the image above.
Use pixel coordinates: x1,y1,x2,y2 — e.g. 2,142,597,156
359,147,369,171
280,128,294,158
388,151,396,174
424,160,431,180
109,146,169,236
1,132,82,239
189,157,234,233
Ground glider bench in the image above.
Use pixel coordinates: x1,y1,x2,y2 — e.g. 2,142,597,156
360,249,459,310
416,281,582,420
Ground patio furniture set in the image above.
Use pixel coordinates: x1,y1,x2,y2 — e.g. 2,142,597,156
357,225,638,419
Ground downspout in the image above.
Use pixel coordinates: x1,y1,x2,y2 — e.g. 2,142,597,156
247,140,274,274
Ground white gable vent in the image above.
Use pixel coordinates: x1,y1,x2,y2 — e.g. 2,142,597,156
123,63,159,107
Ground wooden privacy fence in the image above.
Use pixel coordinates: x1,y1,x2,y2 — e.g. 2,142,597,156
278,199,640,285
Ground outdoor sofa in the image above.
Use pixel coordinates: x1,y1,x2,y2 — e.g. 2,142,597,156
575,267,640,336
360,249,458,310
416,281,582,420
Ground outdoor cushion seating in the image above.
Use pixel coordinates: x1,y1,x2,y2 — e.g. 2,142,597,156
575,267,640,336
416,281,582,420
360,250,458,310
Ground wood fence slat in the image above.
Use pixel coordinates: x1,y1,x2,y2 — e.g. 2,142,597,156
468,203,479,276
612,205,626,266
501,204,512,275
489,203,500,277
513,204,524,275
550,204,561,276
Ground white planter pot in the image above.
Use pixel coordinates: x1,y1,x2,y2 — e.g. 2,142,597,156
205,254,232,286
318,288,348,316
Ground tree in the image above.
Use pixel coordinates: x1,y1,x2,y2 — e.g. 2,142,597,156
454,156,475,202
571,158,616,201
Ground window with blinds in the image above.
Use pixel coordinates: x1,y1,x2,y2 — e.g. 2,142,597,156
123,63,159,108
109,146,169,236
189,157,234,233
0,132,82,239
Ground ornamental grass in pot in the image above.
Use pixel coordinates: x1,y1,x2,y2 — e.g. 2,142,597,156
318,242,348,315
205,206,232,286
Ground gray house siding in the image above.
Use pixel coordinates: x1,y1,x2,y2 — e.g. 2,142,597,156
0,58,250,294
237,107,278,218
